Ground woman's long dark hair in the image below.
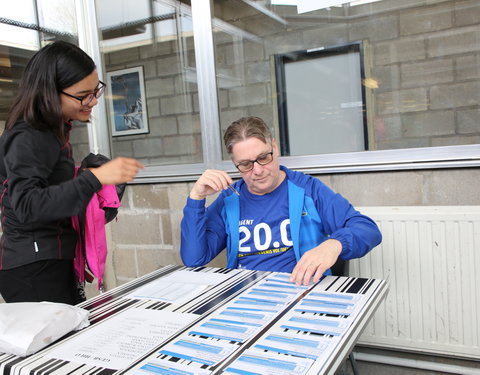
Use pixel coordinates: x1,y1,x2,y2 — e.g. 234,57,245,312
5,40,96,142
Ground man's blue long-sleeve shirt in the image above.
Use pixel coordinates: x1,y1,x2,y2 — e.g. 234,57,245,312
181,166,382,271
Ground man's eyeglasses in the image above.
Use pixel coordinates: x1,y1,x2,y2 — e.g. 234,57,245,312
235,151,274,173
61,81,106,106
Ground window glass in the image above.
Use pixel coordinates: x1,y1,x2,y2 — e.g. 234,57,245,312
0,0,88,160
0,0,36,25
212,0,480,158
37,0,77,38
0,45,34,124
0,0,39,51
96,0,203,166
212,27,271,159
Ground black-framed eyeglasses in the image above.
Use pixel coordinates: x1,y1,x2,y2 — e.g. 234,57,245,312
235,151,274,173
61,81,106,106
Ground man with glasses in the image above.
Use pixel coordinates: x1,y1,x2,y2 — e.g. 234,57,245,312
181,116,381,285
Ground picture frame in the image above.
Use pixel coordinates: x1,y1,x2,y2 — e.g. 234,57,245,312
106,66,149,137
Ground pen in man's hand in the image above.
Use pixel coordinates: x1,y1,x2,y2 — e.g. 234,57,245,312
228,184,240,196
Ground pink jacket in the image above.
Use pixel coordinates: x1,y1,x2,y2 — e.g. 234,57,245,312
72,184,120,289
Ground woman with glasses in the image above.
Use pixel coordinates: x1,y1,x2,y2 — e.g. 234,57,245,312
0,41,143,304
180,116,382,285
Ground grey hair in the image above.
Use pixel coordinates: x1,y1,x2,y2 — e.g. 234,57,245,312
223,116,273,154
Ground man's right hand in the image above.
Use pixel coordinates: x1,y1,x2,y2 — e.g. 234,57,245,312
189,169,234,200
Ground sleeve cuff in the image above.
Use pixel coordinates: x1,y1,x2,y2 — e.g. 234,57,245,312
186,196,206,208
329,229,353,260
81,168,102,192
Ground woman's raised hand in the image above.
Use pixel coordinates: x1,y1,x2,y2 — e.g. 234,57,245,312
89,157,144,185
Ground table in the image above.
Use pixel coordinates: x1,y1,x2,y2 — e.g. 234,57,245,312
0,265,387,375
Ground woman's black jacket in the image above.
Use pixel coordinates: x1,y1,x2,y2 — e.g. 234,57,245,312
0,121,101,270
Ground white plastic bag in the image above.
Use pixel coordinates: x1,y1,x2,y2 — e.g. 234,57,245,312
0,302,90,357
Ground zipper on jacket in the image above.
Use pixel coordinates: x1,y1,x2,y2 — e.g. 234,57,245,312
57,221,63,258
33,228,39,253
0,178,7,269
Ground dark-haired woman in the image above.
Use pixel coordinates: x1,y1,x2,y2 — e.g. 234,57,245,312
0,41,143,304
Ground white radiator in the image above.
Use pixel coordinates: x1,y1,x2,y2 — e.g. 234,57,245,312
349,206,480,359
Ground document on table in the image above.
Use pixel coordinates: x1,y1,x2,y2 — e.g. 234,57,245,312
128,358,211,375
232,295,287,310
158,335,239,366
294,291,364,316
214,306,277,325
226,273,308,312
280,313,351,336
224,348,314,375
258,273,311,293
124,269,233,303
188,318,261,343
45,309,197,370
247,287,298,302
252,330,333,360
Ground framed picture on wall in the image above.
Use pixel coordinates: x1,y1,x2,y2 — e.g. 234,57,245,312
106,66,149,137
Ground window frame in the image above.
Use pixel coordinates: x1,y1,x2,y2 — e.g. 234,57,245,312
78,0,480,184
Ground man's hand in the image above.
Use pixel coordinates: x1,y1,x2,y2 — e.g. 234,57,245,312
189,169,234,200
290,239,342,286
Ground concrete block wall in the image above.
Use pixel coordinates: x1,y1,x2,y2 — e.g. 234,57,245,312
70,122,91,161
106,183,185,286
99,180,226,291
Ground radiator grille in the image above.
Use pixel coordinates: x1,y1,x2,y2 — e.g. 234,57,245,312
349,206,480,358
